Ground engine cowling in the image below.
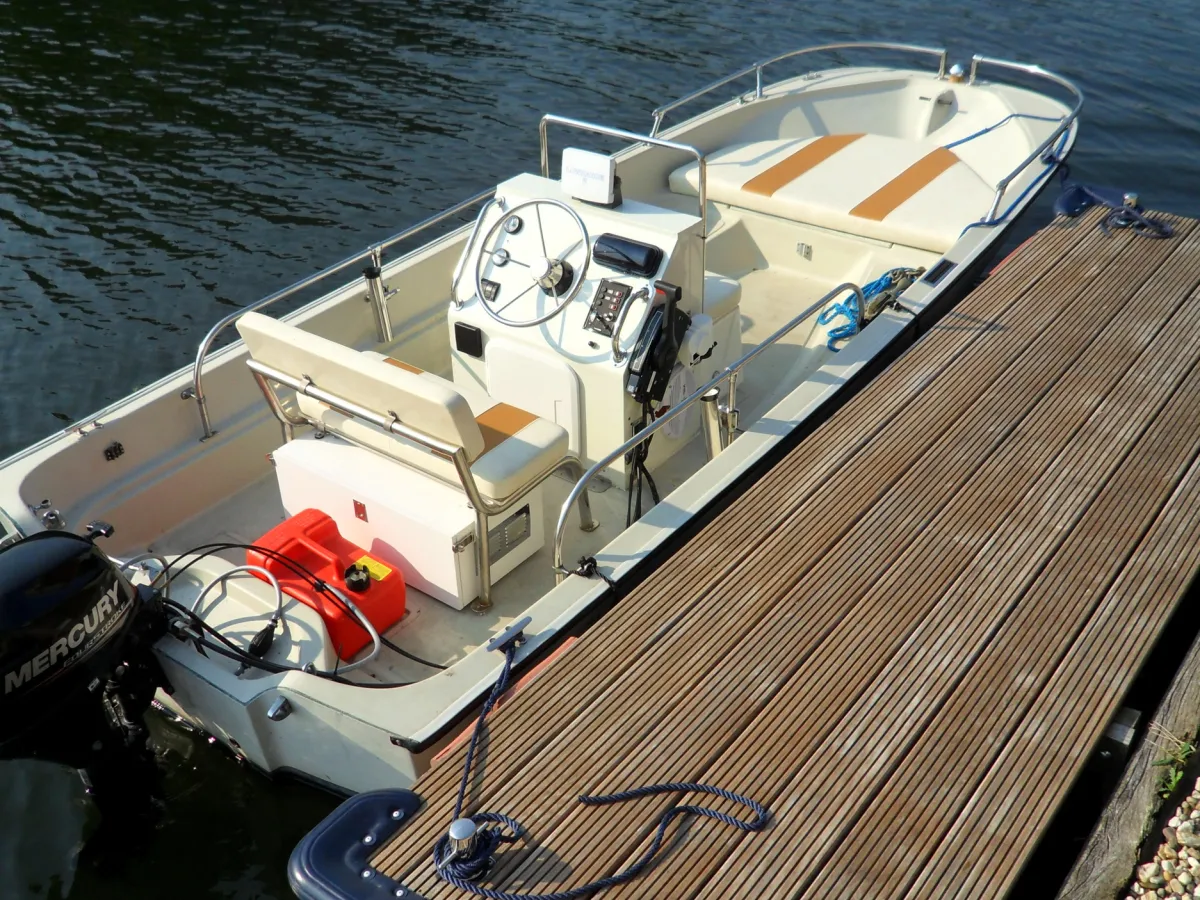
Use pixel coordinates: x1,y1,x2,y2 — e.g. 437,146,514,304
0,531,138,751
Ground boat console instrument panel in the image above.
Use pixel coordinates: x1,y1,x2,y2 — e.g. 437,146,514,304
448,171,732,471
582,279,632,337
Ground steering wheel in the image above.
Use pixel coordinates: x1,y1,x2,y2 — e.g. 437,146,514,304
473,198,591,328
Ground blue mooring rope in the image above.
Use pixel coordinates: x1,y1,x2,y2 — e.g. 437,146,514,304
816,269,907,352
1084,188,1174,239
431,634,770,899
941,112,1064,151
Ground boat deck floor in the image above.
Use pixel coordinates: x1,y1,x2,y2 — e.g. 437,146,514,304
147,268,835,681
371,206,1200,899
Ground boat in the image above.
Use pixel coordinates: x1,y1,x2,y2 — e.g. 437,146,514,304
0,44,1080,798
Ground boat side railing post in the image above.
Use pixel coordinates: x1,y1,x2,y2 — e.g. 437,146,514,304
967,55,1084,223
188,188,494,441
539,117,551,178
700,387,724,461
363,246,394,344
552,281,866,583
191,265,371,441
721,371,740,445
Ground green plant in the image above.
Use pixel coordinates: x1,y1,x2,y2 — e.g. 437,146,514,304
1149,723,1196,799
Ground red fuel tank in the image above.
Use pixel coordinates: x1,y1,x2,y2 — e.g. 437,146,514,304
248,509,406,660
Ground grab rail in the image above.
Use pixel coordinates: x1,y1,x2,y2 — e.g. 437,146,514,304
538,114,709,312
539,114,708,236
650,42,949,135
188,188,495,441
969,55,1084,222
551,280,867,581
648,43,1082,226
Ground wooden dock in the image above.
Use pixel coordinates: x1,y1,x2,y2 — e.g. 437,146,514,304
371,207,1200,899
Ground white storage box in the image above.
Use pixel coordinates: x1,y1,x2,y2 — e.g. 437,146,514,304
272,433,545,609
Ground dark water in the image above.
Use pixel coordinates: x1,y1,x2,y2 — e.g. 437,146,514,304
1,0,1198,896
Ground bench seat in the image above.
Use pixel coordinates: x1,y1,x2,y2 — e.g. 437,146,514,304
669,133,996,253
296,356,568,499
235,312,568,500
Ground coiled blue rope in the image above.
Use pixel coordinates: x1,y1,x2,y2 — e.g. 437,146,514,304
1052,179,1173,238
816,269,905,352
431,635,770,899
1099,204,1173,238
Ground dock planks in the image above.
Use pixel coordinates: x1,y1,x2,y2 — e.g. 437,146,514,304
372,207,1200,899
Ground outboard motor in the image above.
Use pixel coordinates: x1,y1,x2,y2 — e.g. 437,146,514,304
0,523,170,854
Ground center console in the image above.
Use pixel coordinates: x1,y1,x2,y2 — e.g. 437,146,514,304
447,173,738,475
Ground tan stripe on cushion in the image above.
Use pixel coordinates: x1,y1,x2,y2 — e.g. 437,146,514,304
849,147,960,221
742,134,864,197
475,403,538,455
383,357,423,374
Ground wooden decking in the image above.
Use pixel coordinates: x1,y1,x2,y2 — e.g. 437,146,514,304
373,207,1200,899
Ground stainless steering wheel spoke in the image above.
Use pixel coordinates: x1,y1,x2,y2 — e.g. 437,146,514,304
473,198,592,328
535,204,549,259
489,248,530,269
494,282,538,315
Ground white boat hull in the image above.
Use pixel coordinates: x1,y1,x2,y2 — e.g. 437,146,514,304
0,47,1079,794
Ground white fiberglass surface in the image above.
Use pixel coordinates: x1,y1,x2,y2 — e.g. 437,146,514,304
145,262,848,685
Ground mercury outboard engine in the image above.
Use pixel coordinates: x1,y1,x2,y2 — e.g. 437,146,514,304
0,522,170,855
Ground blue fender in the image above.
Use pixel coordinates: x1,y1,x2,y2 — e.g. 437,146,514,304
289,789,426,900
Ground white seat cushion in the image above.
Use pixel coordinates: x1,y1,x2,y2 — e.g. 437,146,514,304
295,355,569,499
236,312,570,500
669,134,995,253
469,415,568,499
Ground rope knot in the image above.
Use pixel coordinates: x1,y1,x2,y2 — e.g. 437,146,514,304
433,813,522,883
573,556,616,588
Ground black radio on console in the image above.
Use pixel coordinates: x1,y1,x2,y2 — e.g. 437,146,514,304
592,234,663,278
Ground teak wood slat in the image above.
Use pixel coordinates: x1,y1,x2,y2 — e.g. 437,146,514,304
372,208,1200,900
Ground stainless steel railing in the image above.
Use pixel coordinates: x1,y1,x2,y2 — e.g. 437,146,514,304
551,280,867,581
647,42,1083,227
188,188,496,441
968,55,1084,222
539,114,708,235
650,42,950,135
